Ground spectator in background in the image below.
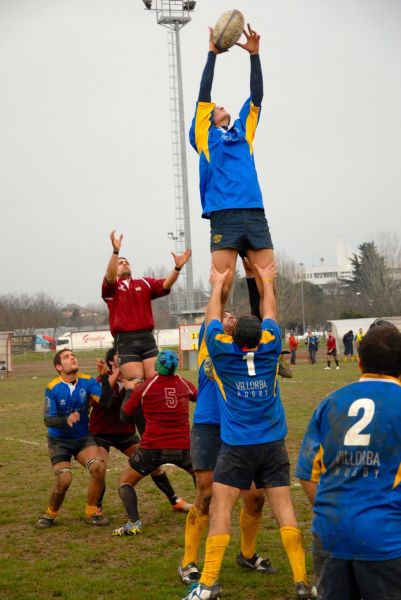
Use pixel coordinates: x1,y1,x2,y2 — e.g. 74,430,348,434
355,328,365,355
305,330,319,364
288,332,299,365
342,330,355,362
324,331,340,370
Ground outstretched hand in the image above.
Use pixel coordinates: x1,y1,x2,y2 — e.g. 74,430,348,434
209,262,229,288
110,230,123,253
254,261,277,282
96,359,108,376
209,27,224,54
236,23,260,55
172,248,192,270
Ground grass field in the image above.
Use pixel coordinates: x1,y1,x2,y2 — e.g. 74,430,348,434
0,353,360,600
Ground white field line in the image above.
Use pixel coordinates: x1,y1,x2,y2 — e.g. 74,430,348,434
3,436,45,446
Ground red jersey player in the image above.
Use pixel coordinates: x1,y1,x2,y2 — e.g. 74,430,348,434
90,347,191,515
112,349,197,536
102,230,191,382
325,331,340,370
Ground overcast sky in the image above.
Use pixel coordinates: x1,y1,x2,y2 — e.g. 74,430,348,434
1,0,400,305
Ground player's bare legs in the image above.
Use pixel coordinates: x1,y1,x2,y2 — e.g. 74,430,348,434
47,461,73,515
247,248,275,298
119,361,144,381
143,356,157,379
211,248,238,307
76,446,107,521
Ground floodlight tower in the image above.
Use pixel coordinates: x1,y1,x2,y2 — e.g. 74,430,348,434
142,0,196,315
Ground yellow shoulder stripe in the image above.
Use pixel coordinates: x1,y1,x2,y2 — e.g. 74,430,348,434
195,102,215,162
47,376,61,390
245,102,260,155
311,445,326,483
198,336,209,369
91,394,100,404
215,333,233,345
260,330,275,345
392,462,401,489
213,370,226,402
78,373,91,380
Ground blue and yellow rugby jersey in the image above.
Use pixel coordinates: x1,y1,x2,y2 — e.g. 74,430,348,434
205,318,286,446
193,321,220,426
296,376,401,560
44,374,102,440
189,97,263,218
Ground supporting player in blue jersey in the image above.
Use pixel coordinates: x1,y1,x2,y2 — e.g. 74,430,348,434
182,262,316,600
296,324,401,600
179,266,277,586
36,349,112,528
189,25,274,306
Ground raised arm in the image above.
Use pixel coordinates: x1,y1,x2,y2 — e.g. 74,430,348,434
105,230,123,285
254,261,277,320
163,249,192,290
197,28,224,102
236,24,263,106
205,263,229,325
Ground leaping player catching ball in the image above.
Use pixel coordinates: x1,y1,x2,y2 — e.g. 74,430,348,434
189,24,273,307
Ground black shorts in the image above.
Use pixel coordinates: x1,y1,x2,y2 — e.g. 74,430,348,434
115,330,158,365
48,434,97,466
191,423,221,471
93,433,140,453
313,554,401,600
214,439,290,490
129,447,192,476
344,347,354,356
210,209,273,254
327,349,337,357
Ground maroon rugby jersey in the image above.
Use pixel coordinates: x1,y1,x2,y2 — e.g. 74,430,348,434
102,277,170,336
90,377,133,435
326,335,337,352
122,374,197,449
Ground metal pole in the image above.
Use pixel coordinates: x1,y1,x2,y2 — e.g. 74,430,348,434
174,21,194,312
299,263,306,334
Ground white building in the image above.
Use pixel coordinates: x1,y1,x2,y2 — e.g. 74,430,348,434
299,238,355,287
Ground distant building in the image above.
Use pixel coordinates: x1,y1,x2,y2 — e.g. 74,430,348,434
298,238,355,288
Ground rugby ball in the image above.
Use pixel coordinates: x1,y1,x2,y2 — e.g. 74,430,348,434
213,10,244,52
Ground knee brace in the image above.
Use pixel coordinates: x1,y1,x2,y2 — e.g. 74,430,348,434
86,457,105,473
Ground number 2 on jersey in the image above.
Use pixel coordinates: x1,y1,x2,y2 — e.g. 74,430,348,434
344,398,375,446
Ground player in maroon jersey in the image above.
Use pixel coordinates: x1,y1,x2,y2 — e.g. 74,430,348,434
90,347,191,514
102,230,192,382
325,331,340,370
112,349,197,536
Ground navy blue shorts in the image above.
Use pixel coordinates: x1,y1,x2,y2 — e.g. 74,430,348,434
313,554,401,600
210,209,273,254
214,439,290,490
191,423,221,471
47,434,97,466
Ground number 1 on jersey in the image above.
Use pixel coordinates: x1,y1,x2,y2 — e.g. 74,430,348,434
243,352,256,376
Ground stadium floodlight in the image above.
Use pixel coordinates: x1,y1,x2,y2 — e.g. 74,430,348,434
145,1,196,316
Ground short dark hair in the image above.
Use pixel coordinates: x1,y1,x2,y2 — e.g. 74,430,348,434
53,349,70,368
105,346,117,369
359,326,401,377
233,314,262,349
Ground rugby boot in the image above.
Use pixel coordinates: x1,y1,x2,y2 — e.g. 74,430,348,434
173,497,192,513
236,551,278,574
178,562,201,585
35,514,55,529
112,519,141,536
295,581,318,599
86,512,110,526
182,583,222,600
